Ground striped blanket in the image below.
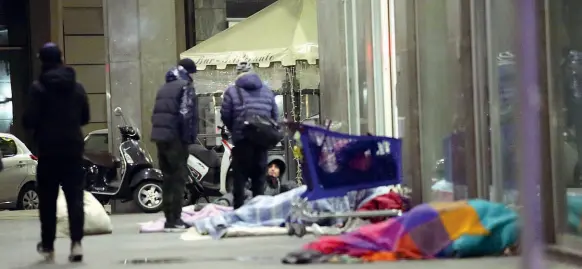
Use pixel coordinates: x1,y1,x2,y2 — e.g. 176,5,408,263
192,185,392,238
283,199,519,263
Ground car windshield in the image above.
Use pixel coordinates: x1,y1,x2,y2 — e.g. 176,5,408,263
84,133,108,152
0,136,17,157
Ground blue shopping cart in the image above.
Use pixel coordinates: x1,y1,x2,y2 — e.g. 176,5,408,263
286,122,404,237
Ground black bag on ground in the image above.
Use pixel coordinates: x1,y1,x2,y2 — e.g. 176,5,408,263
236,86,283,149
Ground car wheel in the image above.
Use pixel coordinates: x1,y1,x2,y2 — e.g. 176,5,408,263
133,181,163,214
17,183,39,210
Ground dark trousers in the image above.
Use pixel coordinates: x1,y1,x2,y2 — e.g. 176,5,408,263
37,155,84,250
231,142,267,209
156,140,188,224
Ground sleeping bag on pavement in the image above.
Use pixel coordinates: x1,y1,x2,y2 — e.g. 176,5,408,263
56,187,113,237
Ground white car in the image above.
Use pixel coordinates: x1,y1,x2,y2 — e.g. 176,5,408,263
0,133,38,210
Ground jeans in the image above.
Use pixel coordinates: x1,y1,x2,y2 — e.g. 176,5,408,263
231,142,268,209
156,140,188,224
37,155,84,250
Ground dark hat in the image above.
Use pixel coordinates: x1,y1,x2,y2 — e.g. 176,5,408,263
38,42,63,64
178,58,197,74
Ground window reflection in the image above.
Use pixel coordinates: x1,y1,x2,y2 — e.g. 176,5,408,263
0,59,12,133
415,0,462,202
549,0,582,246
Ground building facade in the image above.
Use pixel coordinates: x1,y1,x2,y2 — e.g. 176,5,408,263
0,0,270,212
5,0,581,252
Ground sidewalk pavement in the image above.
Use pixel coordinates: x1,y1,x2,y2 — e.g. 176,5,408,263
0,212,577,269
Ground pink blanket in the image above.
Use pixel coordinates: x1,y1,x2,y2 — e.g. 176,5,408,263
139,204,232,233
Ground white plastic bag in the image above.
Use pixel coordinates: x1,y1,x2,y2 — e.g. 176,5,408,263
56,188,113,237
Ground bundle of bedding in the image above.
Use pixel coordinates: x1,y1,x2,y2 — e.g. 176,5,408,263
282,199,519,264
191,185,398,238
139,185,408,238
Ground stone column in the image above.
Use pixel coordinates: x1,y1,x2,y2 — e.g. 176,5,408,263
193,0,227,44
316,0,349,132
104,0,179,213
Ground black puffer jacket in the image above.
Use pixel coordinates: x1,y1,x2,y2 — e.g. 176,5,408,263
22,65,90,156
150,72,198,144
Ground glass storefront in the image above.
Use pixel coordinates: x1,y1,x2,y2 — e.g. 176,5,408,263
388,0,578,251
547,0,582,249
321,0,582,251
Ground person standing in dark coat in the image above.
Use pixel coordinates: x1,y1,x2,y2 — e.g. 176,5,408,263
220,62,279,209
151,58,198,232
22,43,90,263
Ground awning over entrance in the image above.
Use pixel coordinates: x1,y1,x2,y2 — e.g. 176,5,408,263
180,0,318,70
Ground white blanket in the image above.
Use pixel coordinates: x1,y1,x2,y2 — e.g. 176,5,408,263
180,226,312,241
56,188,113,237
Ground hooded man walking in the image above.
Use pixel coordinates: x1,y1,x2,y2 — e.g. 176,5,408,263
23,43,90,263
220,62,279,209
151,58,198,232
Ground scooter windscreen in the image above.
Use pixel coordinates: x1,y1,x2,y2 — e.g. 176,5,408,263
113,107,153,165
119,140,153,165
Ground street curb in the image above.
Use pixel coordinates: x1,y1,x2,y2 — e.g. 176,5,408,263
0,210,38,220
0,205,111,220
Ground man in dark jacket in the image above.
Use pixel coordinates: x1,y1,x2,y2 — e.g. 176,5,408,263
151,58,198,232
220,62,278,209
22,43,90,263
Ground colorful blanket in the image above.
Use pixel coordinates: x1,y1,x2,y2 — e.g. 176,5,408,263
283,199,518,264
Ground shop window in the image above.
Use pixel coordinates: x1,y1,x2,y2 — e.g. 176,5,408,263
548,0,582,248
415,0,477,202
0,0,29,47
485,0,519,205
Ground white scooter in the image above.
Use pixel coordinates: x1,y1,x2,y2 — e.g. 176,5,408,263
187,125,233,199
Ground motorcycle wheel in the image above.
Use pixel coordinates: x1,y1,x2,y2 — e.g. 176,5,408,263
133,181,164,214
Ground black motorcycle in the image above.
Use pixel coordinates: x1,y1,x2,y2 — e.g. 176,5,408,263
82,107,200,213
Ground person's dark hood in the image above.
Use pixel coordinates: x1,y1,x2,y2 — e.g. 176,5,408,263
234,72,263,90
165,66,192,83
39,66,77,92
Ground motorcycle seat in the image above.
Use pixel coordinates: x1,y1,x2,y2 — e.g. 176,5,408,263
83,151,118,168
188,144,220,168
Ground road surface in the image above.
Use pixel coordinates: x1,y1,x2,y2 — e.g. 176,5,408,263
0,211,576,269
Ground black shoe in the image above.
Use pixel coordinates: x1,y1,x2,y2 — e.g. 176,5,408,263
36,242,55,263
164,219,189,233
68,241,83,263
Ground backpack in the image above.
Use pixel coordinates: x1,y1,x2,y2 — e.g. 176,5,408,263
236,86,283,149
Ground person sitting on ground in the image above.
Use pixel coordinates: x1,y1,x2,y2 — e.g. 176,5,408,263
265,159,285,195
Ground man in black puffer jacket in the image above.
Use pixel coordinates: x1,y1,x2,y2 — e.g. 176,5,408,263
23,43,90,263
220,62,279,209
151,58,197,232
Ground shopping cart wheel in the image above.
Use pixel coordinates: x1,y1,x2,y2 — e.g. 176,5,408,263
287,223,295,236
294,224,307,238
